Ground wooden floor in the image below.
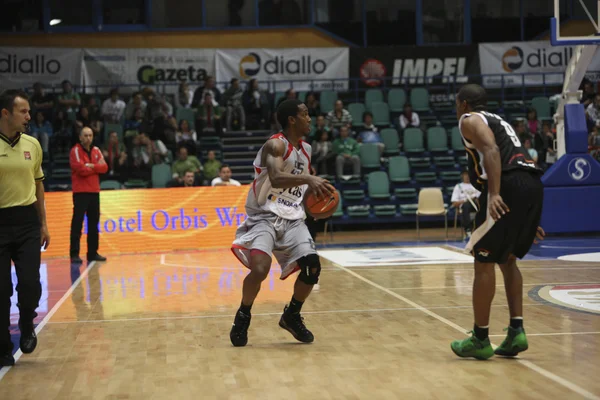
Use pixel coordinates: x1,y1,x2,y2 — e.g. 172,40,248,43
1,237,600,399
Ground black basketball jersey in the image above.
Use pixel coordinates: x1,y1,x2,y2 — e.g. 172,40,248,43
458,111,542,191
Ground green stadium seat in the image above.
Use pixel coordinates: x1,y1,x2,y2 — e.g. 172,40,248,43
274,91,285,106
100,180,121,190
388,88,407,112
414,172,437,183
531,96,551,119
403,128,425,153
365,89,384,111
199,136,222,148
434,156,456,167
445,186,455,197
347,103,366,127
374,205,396,217
368,171,391,199
320,91,338,114
440,171,462,183
343,189,365,201
151,164,172,188
450,127,464,151
124,179,149,189
380,128,400,156
457,154,468,166
347,205,370,217
51,168,71,180
297,91,307,102
399,204,418,216
371,101,391,126
410,88,431,112
359,143,381,168
427,127,449,151
333,191,344,218
409,157,431,168
388,156,411,183
175,107,196,129
394,188,417,199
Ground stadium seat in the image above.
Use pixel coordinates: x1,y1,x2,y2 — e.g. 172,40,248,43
368,171,391,200
531,96,552,119
388,156,411,183
347,103,366,127
399,204,418,216
342,189,365,201
175,107,196,129
365,89,384,111
427,127,449,152
104,123,124,143
380,128,400,155
359,143,381,168
151,164,172,188
440,170,462,183
394,187,417,199
333,192,344,217
414,172,437,183
434,156,456,167
388,88,407,112
320,91,338,114
124,179,149,189
100,180,121,190
409,157,432,168
374,205,397,217
199,136,222,148
403,128,425,153
371,101,391,126
297,91,307,102
416,188,448,239
347,205,370,217
410,88,431,112
450,127,464,151
274,92,285,106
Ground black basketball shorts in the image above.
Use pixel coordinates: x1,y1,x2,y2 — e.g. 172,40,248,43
468,170,544,264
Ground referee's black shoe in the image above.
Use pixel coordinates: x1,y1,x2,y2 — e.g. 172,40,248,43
18,318,37,354
0,351,15,367
71,256,83,264
88,253,107,262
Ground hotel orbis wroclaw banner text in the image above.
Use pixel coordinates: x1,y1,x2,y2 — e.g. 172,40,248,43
43,186,250,258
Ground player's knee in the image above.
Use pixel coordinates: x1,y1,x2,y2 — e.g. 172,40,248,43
297,254,321,285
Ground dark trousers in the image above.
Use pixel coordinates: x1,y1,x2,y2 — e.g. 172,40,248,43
0,205,42,353
70,193,100,259
461,201,475,232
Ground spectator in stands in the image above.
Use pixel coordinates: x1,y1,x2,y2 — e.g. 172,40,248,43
52,109,74,152
305,92,320,117
125,92,147,121
276,88,297,109
333,126,361,178
514,120,527,143
143,88,173,122
526,108,540,136
129,133,154,182
171,146,202,184
398,103,420,130
357,114,384,155
211,164,241,186
451,171,480,238
243,78,270,129
57,80,81,116
124,107,145,134
75,106,102,144
222,78,246,131
192,76,221,108
586,94,600,129
203,150,222,184
196,92,222,136
86,96,102,122
30,82,54,121
29,111,51,153
176,81,194,109
591,125,600,147
101,88,126,124
308,114,330,142
312,130,335,176
102,131,128,181
327,100,352,135
176,119,198,152
581,79,596,107
361,111,377,132
516,119,544,161
523,138,538,163
543,122,557,167
169,170,200,188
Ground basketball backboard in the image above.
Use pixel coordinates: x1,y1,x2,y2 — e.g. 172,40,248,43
551,0,600,45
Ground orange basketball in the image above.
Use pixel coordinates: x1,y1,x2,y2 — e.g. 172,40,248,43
304,190,339,219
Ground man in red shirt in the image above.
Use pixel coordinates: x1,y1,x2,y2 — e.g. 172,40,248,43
69,127,108,263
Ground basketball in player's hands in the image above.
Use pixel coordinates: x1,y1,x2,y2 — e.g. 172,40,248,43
304,189,340,220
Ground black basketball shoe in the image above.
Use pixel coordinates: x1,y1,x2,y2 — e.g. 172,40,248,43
279,306,314,343
19,316,37,354
230,310,251,347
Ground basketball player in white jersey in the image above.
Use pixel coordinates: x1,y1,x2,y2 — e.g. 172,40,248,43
230,99,335,347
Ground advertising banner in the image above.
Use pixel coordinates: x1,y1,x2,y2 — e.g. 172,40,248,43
81,48,216,93
0,47,81,90
216,48,349,92
479,41,600,88
42,186,250,259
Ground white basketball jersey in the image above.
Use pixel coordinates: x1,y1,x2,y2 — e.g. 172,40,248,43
245,133,312,220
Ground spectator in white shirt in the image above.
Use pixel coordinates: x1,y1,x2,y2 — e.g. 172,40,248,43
101,88,126,124
398,103,420,130
176,81,194,109
586,94,600,128
451,171,481,237
211,164,241,187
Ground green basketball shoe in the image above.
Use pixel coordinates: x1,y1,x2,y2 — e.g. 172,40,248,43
451,332,495,360
494,326,528,357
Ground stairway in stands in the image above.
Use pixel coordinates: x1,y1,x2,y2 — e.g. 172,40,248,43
221,130,272,184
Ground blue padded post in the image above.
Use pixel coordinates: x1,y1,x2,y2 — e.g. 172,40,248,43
564,103,589,154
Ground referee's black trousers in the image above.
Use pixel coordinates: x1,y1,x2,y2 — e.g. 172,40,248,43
70,193,100,259
0,205,42,354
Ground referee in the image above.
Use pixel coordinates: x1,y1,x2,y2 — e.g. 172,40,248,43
0,90,50,366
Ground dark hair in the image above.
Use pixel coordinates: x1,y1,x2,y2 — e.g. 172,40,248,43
403,102,412,108
110,88,119,96
276,99,303,130
0,89,29,117
457,84,487,111
527,107,537,117
461,170,469,176
179,119,190,130
220,164,231,172
363,111,373,121
230,78,238,84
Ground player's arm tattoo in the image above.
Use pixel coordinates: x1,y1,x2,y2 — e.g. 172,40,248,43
462,116,502,196
263,139,312,189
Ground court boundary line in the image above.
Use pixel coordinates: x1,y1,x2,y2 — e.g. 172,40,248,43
334,263,600,400
489,331,600,337
386,282,600,290
0,261,98,382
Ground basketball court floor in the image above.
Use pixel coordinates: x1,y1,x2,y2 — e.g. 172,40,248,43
1,231,599,399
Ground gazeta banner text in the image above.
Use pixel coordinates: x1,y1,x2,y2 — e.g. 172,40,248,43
43,186,250,258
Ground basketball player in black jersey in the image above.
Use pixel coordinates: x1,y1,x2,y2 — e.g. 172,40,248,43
450,84,545,360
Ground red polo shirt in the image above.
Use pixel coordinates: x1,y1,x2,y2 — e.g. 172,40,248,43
69,143,108,193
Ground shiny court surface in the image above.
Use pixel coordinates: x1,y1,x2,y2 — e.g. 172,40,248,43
1,236,600,399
